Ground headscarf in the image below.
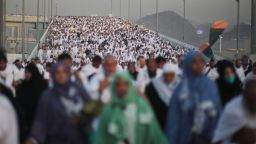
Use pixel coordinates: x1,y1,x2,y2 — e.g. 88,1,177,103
25,63,44,83
51,62,72,94
50,62,88,116
152,63,180,105
95,72,168,144
216,60,242,106
166,51,221,144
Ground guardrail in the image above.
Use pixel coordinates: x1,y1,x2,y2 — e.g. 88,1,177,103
27,19,53,60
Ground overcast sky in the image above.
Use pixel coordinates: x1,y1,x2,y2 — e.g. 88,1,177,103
6,0,251,24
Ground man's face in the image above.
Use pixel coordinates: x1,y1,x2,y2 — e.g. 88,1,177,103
0,60,7,71
103,58,117,75
147,59,157,72
138,58,145,68
163,72,175,84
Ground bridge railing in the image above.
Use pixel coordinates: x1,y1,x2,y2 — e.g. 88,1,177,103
27,19,53,60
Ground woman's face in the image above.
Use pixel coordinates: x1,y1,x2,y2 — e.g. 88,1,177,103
191,55,204,75
54,65,70,85
224,67,235,78
25,71,32,80
115,78,129,98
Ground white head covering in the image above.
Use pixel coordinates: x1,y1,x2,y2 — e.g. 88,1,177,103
162,63,179,74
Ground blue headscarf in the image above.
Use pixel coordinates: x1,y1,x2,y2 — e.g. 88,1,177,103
166,51,221,144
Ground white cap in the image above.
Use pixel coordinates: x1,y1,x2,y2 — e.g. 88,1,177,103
163,63,179,74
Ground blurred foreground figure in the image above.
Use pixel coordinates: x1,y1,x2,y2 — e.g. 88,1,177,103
216,60,242,106
94,72,168,144
145,63,180,130
26,63,89,144
213,76,256,144
16,64,48,139
0,93,18,144
166,51,221,144
0,50,14,90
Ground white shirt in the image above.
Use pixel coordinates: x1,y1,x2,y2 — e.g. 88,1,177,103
204,67,219,80
0,94,18,144
236,67,245,82
213,96,256,144
0,64,14,89
136,68,162,93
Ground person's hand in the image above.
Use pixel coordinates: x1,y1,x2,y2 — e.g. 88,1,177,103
24,138,38,144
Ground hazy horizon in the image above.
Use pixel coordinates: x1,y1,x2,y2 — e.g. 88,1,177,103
6,0,251,25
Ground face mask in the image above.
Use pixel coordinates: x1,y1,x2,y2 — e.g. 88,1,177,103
225,75,236,84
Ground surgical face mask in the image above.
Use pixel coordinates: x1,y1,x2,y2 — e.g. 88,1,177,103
225,75,236,84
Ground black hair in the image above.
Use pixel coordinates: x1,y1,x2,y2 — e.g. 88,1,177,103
0,49,7,62
92,55,102,63
155,56,166,64
57,52,72,62
137,56,144,61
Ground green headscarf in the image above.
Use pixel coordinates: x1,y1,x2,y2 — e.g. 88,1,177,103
94,72,168,144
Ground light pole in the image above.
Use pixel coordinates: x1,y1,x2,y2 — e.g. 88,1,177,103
139,0,142,19
251,0,256,53
110,0,113,15
56,0,58,16
156,0,159,33
219,35,223,53
0,0,4,49
183,0,186,41
16,4,18,15
128,0,131,20
51,0,53,18
236,0,240,55
120,0,122,18
44,0,46,29
22,0,25,60
36,0,40,43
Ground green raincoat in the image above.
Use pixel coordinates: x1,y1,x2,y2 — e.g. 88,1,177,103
94,72,168,144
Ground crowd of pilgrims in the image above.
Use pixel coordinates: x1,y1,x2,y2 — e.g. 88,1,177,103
0,16,255,144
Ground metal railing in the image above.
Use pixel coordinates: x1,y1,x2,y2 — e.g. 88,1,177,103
27,19,53,60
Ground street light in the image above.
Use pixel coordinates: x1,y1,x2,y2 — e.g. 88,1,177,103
183,0,186,41
139,0,142,19
219,35,223,53
235,0,240,55
36,0,40,43
156,0,159,33
120,0,122,17
44,0,46,29
128,0,131,20
16,4,18,15
0,0,4,49
22,0,25,60
251,0,256,53
110,0,113,15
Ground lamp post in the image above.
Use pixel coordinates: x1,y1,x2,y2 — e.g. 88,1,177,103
16,4,18,15
36,0,40,43
56,0,58,16
0,0,3,49
156,0,159,33
236,0,240,55
44,0,46,29
110,0,113,15
183,0,186,41
251,0,256,53
22,0,25,60
120,0,122,17
128,0,131,20
219,35,223,53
